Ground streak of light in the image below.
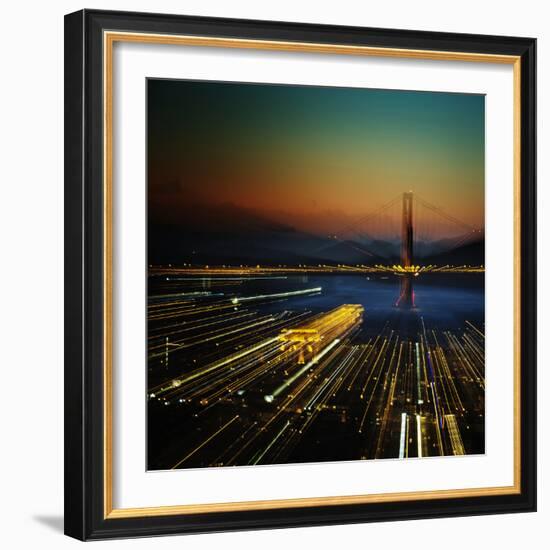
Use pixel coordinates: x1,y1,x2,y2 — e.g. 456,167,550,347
251,421,291,465
147,310,255,341
231,287,322,304
358,333,393,434
415,342,423,405
149,291,222,301
149,313,274,351
399,413,407,459
304,346,356,411
171,415,240,469
151,337,279,395
466,320,485,339
148,316,276,359
150,264,485,276
165,276,289,281
445,414,466,455
265,338,341,402
416,414,423,458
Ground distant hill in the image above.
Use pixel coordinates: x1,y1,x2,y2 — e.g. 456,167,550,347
147,202,346,265
148,201,484,267
423,239,484,266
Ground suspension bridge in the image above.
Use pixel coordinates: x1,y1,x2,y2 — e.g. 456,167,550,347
151,191,484,309
330,191,483,307
329,191,483,262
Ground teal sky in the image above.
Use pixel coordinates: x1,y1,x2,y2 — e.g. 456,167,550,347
148,79,485,235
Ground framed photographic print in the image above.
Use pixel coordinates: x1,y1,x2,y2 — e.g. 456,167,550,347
64,9,536,540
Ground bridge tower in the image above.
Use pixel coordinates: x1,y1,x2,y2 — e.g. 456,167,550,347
401,191,414,268
397,191,415,308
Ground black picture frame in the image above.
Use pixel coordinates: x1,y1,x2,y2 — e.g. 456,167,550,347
64,9,536,541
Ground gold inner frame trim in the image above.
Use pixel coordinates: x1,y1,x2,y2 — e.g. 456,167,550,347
103,30,522,519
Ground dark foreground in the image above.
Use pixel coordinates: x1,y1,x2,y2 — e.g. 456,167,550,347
147,273,485,470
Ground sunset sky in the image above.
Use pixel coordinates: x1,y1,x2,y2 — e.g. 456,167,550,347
148,79,484,236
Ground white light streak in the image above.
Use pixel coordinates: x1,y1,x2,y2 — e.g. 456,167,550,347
265,338,341,402
416,414,423,458
399,413,407,459
232,287,322,305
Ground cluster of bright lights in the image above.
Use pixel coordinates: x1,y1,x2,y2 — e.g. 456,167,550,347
150,264,485,276
365,264,484,274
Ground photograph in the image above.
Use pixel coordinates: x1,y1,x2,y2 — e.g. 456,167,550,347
59,5,537,542
146,79,486,470
0,0,542,546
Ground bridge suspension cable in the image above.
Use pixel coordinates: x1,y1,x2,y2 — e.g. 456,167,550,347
324,191,483,262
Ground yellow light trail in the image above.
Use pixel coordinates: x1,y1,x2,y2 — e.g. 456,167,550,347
150,336,280,395
251,421,291,465
147,263,485,466
148,316,276,359
345,341,374,391
171,415,240,469
374,338,401,458
358,333,393,434
279,304,363,364
150,264,485,276
147,310,255,341
445,414,466,455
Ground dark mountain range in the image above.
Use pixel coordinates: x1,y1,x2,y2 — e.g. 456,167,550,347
148,202,484,266
422,239,484,266
148,202,323,265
